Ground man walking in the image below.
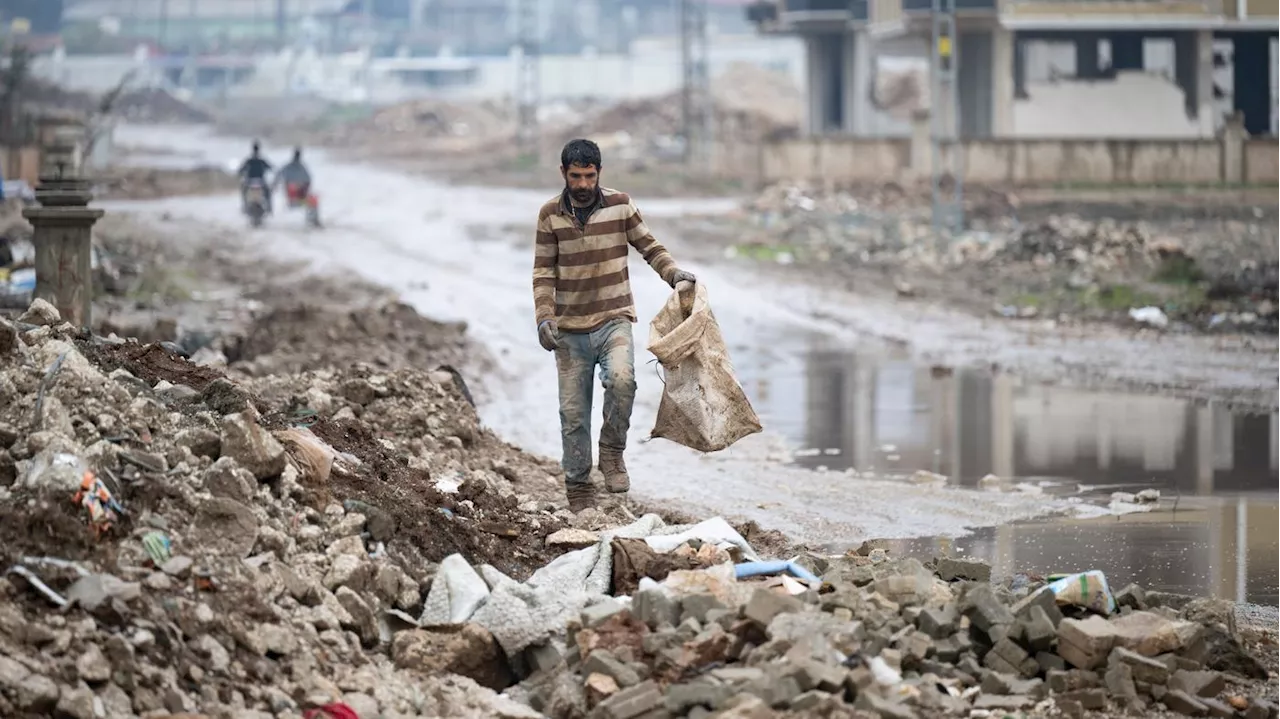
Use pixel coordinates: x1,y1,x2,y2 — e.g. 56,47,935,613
533,139,696,511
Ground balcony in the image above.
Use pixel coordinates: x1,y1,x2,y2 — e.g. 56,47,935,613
747,0,870,32
902,0,999,11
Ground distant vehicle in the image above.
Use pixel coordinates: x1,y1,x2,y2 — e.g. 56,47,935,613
284,182,322,229
243,178,269,228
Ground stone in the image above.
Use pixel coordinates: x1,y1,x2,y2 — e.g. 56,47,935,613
257,623,298,656
934,556,991,582
55,686,96,719
524,642,563,674
980,673,1044,698
324,555,373,592
1105,662,1139,706
681,594,727,624
1200,698,1237,718
19,299,60,326
160,555,195,578
193,634,231,672
984,637,1033,677
583,650,640,688
854,691,918,719
192,497,259,558
15,673,59,711
1057,615,1116,670
1058,688,1107,710
633,589,681,630
962,585,1014,634
789,690,830,711
0,655,30,688
220,412,286,480
392,625,514,691
582,599,627,628
973,695,1036,710
743,589,801,627
1169,670,1226,698
76,644,111,683
586,673,621,707
546,528,599,549
203,456,255,502
1116,583,1147,610
343,692,379,717
1057,698,1085,719
1181,598,1238,637
1021,605,1057,652
335,586,378,646
177,427,222,458
1244,699,1278,719
327,535,367,559
666,683,733,713
1036,650,1066,673
916,605,958,639
596,679,663,719
1111,611,1199,657
1163,689,1210,716
1110,646,1170,684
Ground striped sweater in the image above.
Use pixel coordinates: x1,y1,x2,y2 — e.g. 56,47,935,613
533,187,680,333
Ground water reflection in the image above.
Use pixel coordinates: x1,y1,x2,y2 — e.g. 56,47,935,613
735,338,1279,604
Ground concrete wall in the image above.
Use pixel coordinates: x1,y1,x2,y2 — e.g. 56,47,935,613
718,134,1279,186
1245,139,1280,184
1014,73,1214,138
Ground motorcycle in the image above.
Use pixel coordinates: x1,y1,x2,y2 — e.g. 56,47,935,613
244,179,269,228
286,182,322,229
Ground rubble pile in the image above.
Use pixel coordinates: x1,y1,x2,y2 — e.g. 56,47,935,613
0,300,573,718
95,166,240,201
512,552,1277,719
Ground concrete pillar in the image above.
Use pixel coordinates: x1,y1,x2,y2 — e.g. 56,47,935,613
1075,33,1101,79
908,109,931,177
1196,405,1215,496
1221,111,1247,183
1232,32,1272,136
990,373,1015,479
23,153,104,330
991,27,1014,136
1175,30,1215,128
1013,34,1028,100
847,30,873,135
1110,33,1144,71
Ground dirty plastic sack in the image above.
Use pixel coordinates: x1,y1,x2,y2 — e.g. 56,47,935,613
274,427,336,485
647,283,762,452
1047,570,1117,616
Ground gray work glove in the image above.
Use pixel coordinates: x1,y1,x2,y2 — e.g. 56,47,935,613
538,320,561,352
671,269,697,288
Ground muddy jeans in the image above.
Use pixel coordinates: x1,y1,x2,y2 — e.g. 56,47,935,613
555,319,636,487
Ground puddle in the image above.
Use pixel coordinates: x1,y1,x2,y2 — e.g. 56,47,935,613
734,336,1279,605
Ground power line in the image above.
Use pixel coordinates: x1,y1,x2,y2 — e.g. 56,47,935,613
930,0,963,237
679,0,710,166
515,0,540,165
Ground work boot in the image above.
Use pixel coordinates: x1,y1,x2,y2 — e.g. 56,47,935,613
566,483,598,512
598,447,630,493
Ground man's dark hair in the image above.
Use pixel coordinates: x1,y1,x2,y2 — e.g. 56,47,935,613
561,139,602,170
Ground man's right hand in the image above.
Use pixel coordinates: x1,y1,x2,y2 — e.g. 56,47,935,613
538,320,561,352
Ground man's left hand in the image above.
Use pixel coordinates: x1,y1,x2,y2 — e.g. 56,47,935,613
671,269,696,287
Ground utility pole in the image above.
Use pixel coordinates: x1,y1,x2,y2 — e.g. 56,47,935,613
679,0,711,166
515,0,540,166
276,0,288,49
929,0,963,237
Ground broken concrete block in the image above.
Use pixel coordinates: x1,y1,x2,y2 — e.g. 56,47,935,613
1110,647,1170,685
916,605,958,639
962,585,1014,634
1036,650,1066,673
1021,605,1057,653
1168,669,1226,699
1104,662,1140,708
1057,688,1107,710
743,589,801,628
1163,689,1210,716
632,589,680,630
1057,616,1116,670
1200,698,1237,719
596,679,663,719
933,556,991,582
983,637,1033,677
1116,583,1148,610
581,599,626,628
1011,586,1063,627
582,650,640,688
973,695,1037,711
1110,611,1199,657
665,683,733,713
681,594,727,624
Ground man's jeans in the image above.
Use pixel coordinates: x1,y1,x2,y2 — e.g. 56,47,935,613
555,319,636,487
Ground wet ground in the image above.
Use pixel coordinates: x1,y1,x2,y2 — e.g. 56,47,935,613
102,125,1278,604
742,335,1279,604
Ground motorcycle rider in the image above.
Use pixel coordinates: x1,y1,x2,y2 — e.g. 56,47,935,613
274,147,312,205
237,141,273,214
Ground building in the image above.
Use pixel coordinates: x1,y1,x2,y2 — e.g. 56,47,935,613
747,0,1278,138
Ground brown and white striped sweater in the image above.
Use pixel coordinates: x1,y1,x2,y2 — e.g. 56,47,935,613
533,187,680,333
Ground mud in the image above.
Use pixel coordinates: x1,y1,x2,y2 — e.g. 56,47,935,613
80,340,226,391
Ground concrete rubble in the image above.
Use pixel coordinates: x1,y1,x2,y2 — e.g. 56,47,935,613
0,290,1275,719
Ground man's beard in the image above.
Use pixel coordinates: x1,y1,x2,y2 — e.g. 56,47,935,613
568,185,595,204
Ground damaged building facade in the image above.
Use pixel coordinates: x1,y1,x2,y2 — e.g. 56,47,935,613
747,0,1278,138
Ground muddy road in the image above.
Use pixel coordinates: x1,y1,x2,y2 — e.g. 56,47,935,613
102,125,1278,603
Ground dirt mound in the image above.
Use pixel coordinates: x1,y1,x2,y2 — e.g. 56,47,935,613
224,301,472,377
96,166,238,200
80,340,226,392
